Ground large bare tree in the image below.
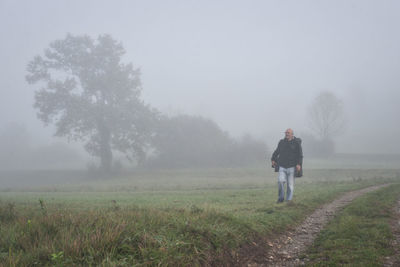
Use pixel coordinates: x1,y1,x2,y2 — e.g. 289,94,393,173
307,91,346,140
26,34,156,172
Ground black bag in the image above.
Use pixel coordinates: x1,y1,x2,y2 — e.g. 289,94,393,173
272,164,279,172
295,137,303,178
295,165,303,178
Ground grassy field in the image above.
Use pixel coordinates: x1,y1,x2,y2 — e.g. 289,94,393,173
306,183,400,266
0,163,400,266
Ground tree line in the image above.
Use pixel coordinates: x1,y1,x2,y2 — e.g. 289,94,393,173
25,34,269,172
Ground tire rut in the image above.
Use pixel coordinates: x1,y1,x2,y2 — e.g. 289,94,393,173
246,183,390,267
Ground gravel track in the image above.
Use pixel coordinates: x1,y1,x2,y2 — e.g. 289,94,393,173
246,183,390,267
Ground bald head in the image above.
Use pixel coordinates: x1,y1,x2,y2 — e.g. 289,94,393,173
285,128,294,140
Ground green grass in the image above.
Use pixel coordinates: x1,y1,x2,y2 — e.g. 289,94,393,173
1,167,399,192
306,183,400,266
0,168,399,266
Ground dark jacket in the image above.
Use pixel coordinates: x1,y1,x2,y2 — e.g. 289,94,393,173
271,137,303,169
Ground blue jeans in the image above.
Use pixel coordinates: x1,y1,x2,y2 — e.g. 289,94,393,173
277,166,295,202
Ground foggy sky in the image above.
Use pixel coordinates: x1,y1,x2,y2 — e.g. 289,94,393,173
1,0,399,154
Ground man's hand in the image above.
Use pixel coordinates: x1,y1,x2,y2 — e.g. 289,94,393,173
296,164,301,172
271,160,276,167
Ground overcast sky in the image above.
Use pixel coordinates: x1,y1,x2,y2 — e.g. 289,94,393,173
0,0,399,154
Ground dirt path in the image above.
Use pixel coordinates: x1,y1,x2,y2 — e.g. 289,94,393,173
245,183,390,267
384,197,400,266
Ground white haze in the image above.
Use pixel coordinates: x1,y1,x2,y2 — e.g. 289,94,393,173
0,0,399,158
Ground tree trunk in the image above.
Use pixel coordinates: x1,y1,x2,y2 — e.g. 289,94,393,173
99,123,113,173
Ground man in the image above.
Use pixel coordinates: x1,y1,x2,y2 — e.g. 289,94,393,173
271,128,303,203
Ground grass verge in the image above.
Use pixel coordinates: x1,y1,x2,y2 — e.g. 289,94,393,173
0,178,397,266
306,183,400,266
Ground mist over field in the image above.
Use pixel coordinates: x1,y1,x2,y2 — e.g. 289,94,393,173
2,3,400,265
1,0,400,176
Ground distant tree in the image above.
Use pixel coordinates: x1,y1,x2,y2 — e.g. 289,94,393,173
147,115,268,168
307,91,346,155
300,132,334,157
26,34,156,172
307,91,346,140
148,115,232,168
234,134,268,165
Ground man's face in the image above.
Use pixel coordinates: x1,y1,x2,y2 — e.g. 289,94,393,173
285,129,293,140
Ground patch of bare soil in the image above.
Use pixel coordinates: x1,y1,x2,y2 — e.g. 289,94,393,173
384,197,400,266
242,184,390,267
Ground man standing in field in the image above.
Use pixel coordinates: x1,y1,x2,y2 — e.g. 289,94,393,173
271,128,303,203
